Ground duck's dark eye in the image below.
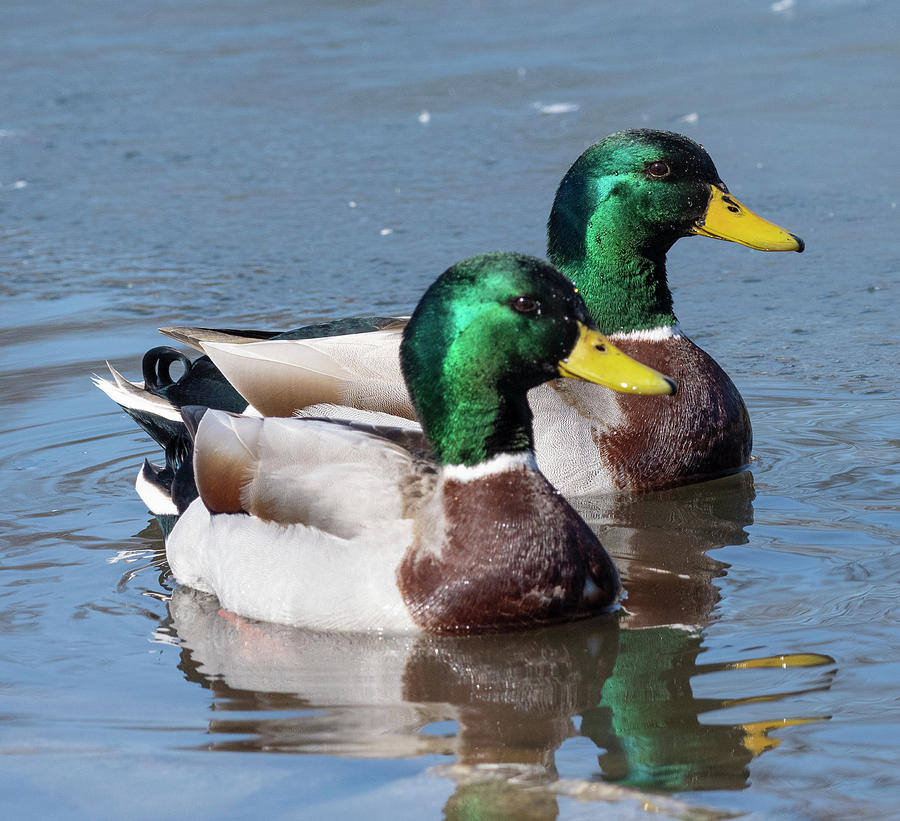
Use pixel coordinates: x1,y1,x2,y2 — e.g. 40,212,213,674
511,295,540,315
647,160,671,179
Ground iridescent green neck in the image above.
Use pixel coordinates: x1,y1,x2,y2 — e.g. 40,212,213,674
555,243,676,334
409,365,535,467
402,314,536,466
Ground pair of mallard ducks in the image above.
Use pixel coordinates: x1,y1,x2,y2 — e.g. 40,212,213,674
97,129,802,634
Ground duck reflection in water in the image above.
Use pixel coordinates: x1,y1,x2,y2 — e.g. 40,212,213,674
150,469,834,818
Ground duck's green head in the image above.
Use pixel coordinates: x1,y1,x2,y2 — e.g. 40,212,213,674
548,129,804,332
400,252,675,466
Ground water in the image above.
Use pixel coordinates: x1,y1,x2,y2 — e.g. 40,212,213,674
1,0,898,818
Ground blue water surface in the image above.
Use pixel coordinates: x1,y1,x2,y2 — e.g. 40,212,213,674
1,1,898,819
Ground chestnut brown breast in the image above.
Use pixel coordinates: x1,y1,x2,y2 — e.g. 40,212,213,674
397,468,620,633
601,334,750,490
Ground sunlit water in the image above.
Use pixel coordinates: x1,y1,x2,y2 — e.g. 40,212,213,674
1,1,898,819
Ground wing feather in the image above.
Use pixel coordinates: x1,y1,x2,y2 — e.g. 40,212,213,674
202,329,414,418
191,411,425,538
192,411,263,513
160,326,280,351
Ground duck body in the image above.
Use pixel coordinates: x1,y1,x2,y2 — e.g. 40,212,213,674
168,442,616,633
157,253,676,633
97,130,801,493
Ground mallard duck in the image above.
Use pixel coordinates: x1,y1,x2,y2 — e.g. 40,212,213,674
96,129,802,494
151,253,675,633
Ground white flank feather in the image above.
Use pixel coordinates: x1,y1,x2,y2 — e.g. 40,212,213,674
167,501,418,633
528,379,625,496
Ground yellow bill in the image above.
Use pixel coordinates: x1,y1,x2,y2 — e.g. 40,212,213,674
558,323,676,395
692,185,804,252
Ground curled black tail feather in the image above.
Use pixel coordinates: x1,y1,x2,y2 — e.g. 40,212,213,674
142,346,192,391
140,347,248,413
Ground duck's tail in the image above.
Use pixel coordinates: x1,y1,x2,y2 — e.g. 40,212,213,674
93,347,248,450
134,432,199,537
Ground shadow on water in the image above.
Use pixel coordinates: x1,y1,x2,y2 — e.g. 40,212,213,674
127,469,835,818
